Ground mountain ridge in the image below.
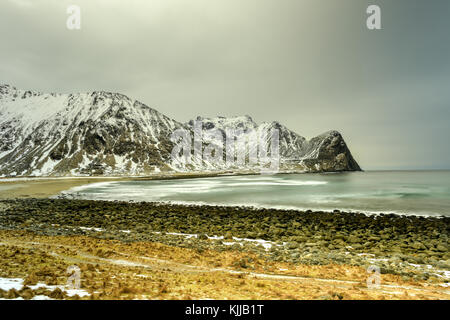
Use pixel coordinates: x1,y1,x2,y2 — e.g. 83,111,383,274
0,85,361,176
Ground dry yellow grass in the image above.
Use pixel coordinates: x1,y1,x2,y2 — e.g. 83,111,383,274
0,230,448,300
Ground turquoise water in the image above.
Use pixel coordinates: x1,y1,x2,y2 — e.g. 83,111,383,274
64,171,450,216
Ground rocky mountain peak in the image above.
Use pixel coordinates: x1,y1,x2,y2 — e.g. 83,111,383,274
0,85,361,176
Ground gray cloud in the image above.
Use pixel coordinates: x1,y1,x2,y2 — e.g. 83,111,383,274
1,0,449,169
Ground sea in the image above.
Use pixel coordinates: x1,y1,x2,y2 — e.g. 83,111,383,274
63,171,450,217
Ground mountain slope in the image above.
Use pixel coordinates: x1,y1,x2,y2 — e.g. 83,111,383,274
0,85,361,176
186,116,361,172
0,85,183,176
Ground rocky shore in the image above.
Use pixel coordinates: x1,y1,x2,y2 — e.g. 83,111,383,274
1,198,448,285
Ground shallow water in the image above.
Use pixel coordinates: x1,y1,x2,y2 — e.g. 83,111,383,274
64,171,450,216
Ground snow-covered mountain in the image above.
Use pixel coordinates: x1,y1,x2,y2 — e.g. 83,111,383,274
186,116,361,173
0,85,361,176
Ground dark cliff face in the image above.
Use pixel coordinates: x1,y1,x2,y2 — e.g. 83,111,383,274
300,131,361,172
0,86,362,176
185,118,362,173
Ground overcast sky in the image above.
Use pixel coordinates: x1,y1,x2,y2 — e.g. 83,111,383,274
1,0,449,170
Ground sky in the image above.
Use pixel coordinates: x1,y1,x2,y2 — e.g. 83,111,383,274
1,0,449,170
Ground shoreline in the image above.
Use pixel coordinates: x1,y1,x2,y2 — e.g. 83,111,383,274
2,174,448,218
0,171,269,199
0,169,368,198
0,173,226,200
58,196,449,219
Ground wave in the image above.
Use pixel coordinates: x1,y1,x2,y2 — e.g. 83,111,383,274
59,173,450,217
62,181,119,193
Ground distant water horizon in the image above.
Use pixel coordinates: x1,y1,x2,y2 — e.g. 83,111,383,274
62,171,450,217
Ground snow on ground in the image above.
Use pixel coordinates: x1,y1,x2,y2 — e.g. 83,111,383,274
154,231,282,251
79,226,105,232
0,277,90,300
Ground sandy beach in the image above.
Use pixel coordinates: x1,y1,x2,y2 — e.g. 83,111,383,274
0,173,235,199
0,177,122,199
